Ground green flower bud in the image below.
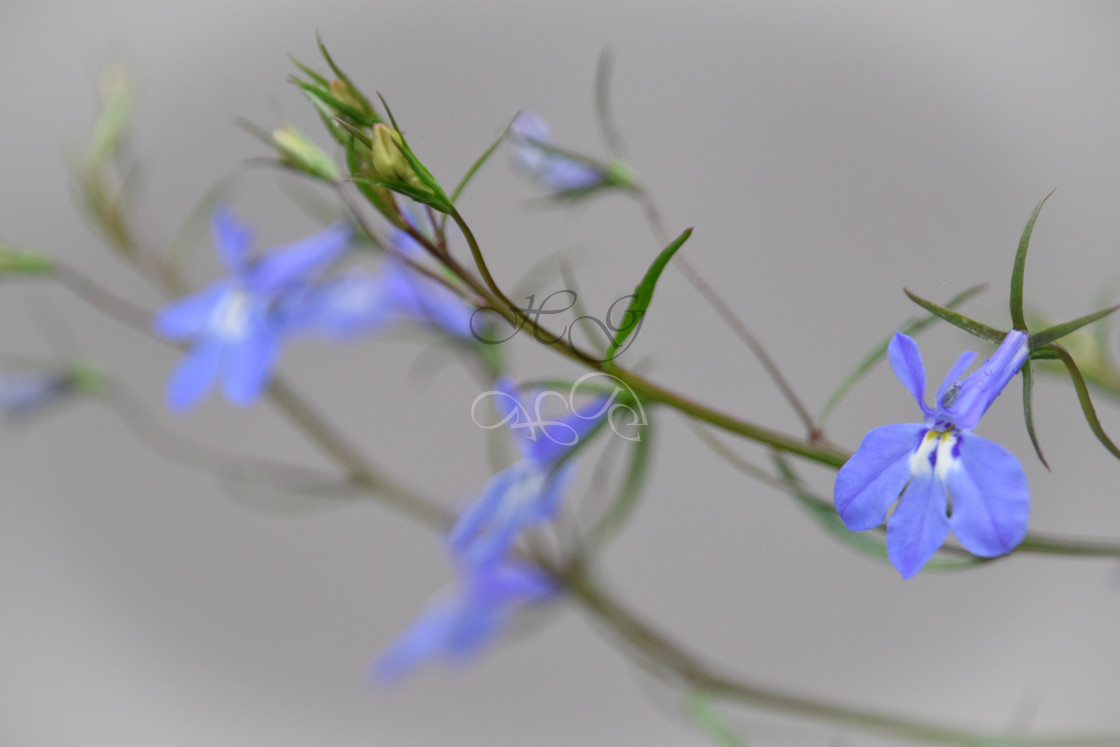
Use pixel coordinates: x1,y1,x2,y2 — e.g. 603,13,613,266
273,126,340,181
371,123,423,188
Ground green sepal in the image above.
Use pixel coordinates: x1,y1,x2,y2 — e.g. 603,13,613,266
1030,302,1120,348
1009,191,1053,331
903,288,1006,344
773,454,981,571
377,96,453,213
290,78,376,130
819,284,985,424
343,137,398,222
0,246,53,275
315,34,378,119
1020,359,1049,469
1046,342,1120,461
604,227,692,363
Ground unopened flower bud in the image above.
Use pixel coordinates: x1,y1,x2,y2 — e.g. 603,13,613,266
371,124,422,188
273,126,340,181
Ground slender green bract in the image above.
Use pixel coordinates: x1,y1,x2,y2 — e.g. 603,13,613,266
1010,191,1052,331
903,288,1006,343
604,227,692,362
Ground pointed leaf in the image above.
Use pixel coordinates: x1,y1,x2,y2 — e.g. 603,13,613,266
289,78,375,127
1047,342,1120,461
449,114,515,205
604,227,692,362
1010,191,1053,330
1020,359,1049,469
1031,302,1120,347
819,284,985,423
903,288,1006,344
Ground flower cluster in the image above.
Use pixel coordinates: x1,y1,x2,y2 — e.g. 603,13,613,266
372,378,608,679
156,209,475,410
834,331,1031,578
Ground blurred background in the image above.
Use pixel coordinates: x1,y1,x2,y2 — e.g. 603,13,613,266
3,1,1120,744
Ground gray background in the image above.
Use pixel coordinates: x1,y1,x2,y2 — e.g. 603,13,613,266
2,1,1120,745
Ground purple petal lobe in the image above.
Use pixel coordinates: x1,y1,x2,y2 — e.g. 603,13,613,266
944,432,1029,556
246,223,350,292
154,283,230,340
886,472,950,579
166,339,223,411
835,423,927,531
887,332,929,415
212,209,254,272
220,322,278,406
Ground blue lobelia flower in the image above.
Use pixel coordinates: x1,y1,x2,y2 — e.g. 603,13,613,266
508,111,607,192
0,368,74,418
372,558,555,682
281,226,475,341
449,378,608,567
834,330,1031,578
155,209,349,411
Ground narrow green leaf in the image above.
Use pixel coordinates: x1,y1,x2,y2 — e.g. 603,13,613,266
586,410,653,548
819,284,985,423
0,246,53,275
290,79,374,127
1047,342,1120,461
604,227,692,362
685,691,745,747
1009,191,1053,330
1031,302,1120,348
289,56,330,88
448,114,515,205
903,288,1006,344
1020,359,1049,469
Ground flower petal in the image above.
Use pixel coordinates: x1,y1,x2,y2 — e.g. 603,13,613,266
212,209,254,272
154,282,231,340
944,432,1029,557
220,323,278,406
524,396,609,466
887,332,928,414
834,423,926,531
166,339,223,412
447,465,522,557
246,222,350,292
886,472,950,579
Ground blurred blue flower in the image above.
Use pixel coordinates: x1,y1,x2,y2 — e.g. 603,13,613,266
155,209,349,411
0,368,73,418
450,378,608,567
372,559,555,682
834,330,1031,578
282,226,474,341
508,111,607,192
